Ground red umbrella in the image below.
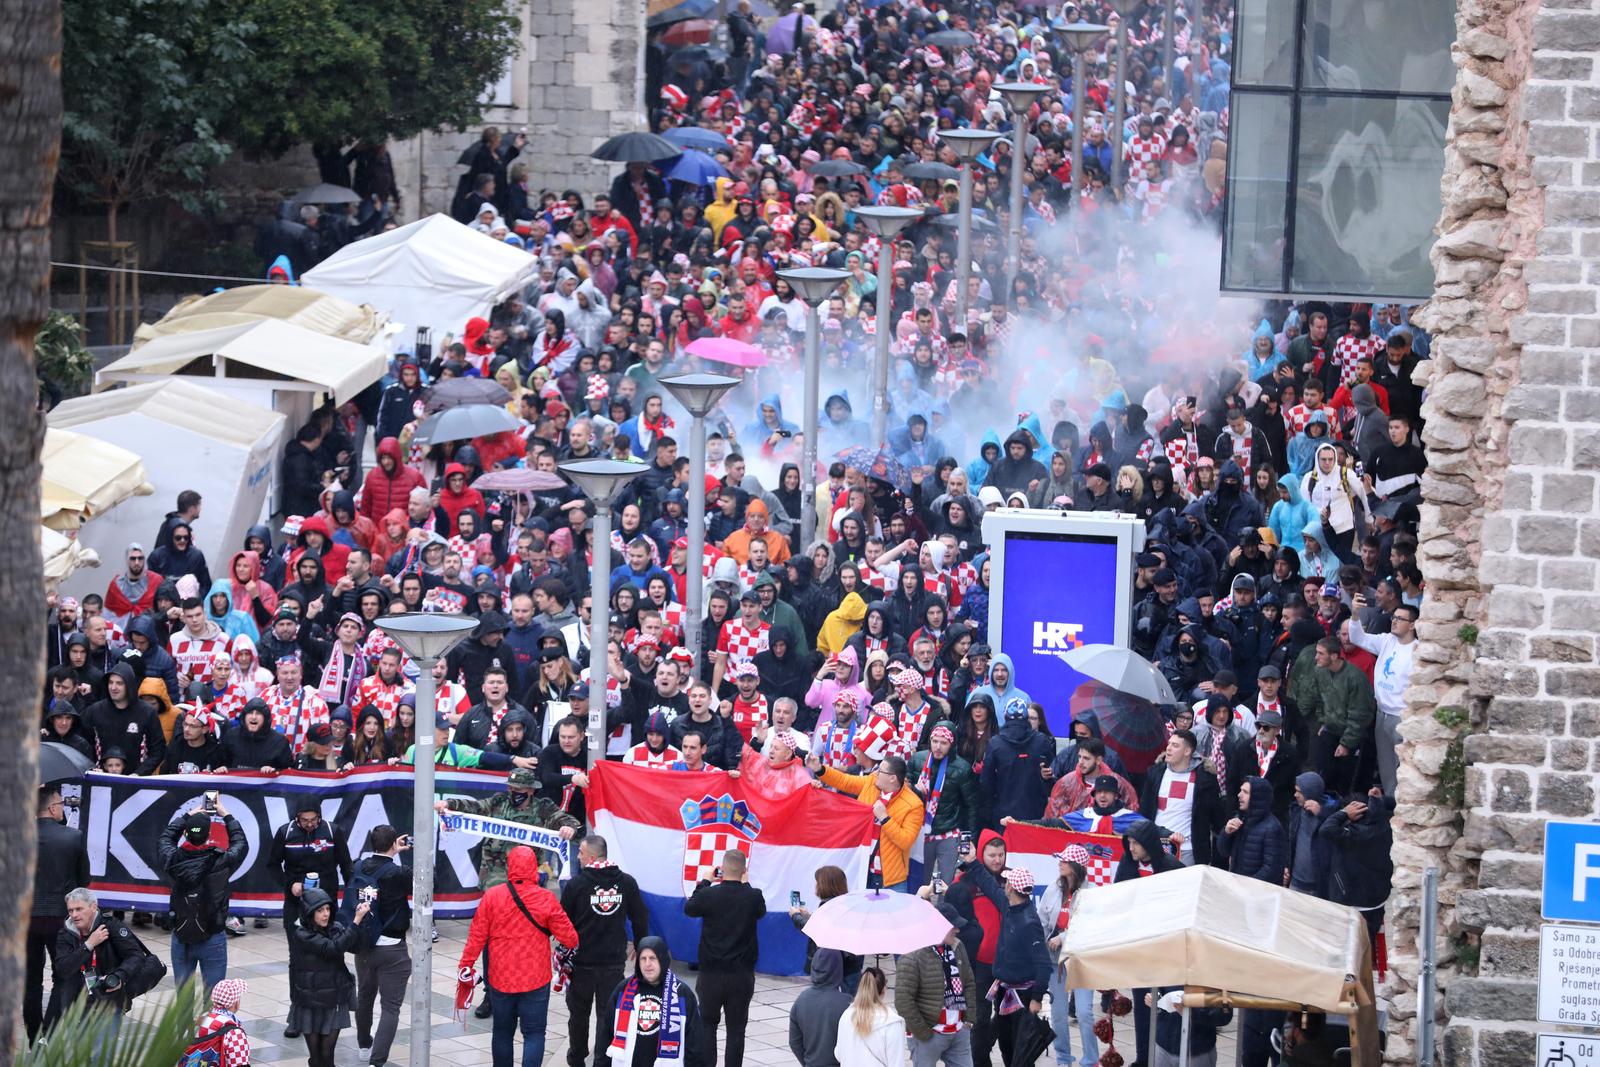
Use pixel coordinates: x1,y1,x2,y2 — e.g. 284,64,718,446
471,468,569,492
661,18,714,45
1069,680,1169,776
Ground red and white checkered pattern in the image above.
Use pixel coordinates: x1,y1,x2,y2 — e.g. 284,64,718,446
262,685,331,755
1123,133,1167,182
681,828,752,896
1331,333,1382,388
1139,178,1171,220
203,682,250,722
853,714,898,763
728,695,769,743
353,675,412,726
716,619,770,664
626,742,682,769
1156,770,1192,811
1163,429,1200,472
860,565,893,595
194,1009,252,1067
951,560,978,594
1285,402,1341,439
893,702,932,760
169,632,231,682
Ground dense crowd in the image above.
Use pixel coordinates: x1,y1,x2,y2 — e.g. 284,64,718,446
35,0,1432,1064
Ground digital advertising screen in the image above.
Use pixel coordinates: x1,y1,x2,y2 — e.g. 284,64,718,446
996,531,1123,734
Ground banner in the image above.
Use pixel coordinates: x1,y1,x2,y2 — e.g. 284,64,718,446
439,811,570,880
1003,823,1133,888
586,761,877,977
79,766,513,917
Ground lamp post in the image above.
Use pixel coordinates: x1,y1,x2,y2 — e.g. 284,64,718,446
777,266,850,544
1162,0,1176,100
659,371,741,667
373,612,480,1067
558,459,648,754
851,205,924,447
1106,0,1143,191
940,128,1002,334
1062,23,1109,197
993,82,1050,298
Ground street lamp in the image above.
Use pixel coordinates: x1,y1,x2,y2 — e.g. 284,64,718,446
558,459,647,754
1162,0,1176,99
659,371,741,667
940,128,1002,333
1061,23,1109,198
374,611,479,1067
993,82,1050,298
851,205,924,447
777,266,850,545
1105,0,1143,191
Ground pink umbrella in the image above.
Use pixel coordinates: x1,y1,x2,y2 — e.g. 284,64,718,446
471,468,569,492
803,890,954,955
685,336,767,369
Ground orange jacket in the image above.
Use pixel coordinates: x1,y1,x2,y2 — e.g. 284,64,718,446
820,765,925,888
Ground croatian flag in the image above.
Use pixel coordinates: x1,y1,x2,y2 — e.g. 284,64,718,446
587,762,876,975
1002,823,1134,890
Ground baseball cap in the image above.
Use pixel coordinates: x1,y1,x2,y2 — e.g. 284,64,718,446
1256,709,1285,728
435,711,454,730
306,723,334,745
1093,774,1120,794
1321,583,1341,598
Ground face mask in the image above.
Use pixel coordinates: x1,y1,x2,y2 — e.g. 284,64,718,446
510,790,533,808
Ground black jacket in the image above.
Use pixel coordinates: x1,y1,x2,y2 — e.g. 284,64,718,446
448,631,523,707
993,899,1053,995
683,878,766,972
159,813,248,937
669,711,742,770
224,718,293,771
34,816,90,918
281,440,327,521
54,913,156,1014
455,700,531,750
268,817,353,893
288,887,361,1007
1319,795,1395,909
1224,733,1301,820
1114,818,1185,881
1138,757,1224,866
1215,777,1287,884
979,720,1055,825
161,734,229,773
347,854,413,940
560,862,650,969
537,741,590,823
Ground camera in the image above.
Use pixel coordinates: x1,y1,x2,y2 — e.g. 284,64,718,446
359,885,379,904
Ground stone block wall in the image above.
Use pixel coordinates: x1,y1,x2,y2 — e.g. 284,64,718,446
1390,0,1600,1062
388,0,645,218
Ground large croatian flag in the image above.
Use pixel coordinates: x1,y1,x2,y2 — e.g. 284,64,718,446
1002,823,1133,889
587,762,877,976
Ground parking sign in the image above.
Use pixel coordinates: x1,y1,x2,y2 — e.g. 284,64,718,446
1545,821,1600,924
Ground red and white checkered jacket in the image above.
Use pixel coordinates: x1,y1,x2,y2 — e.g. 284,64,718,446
1331,334,1382,389
728,694,769,743
860,565,894,595
194,1009,251,1067
1285,402,1341,439
201,681,250,723
1124,133,1167,182
1163,428,1201,472
262,685,331,754
716,619,771,664
354,675,413,726
169,631,231,683
625,742,682,769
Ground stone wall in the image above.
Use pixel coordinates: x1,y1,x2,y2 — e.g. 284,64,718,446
1390,0,1600,1062
388,0,646,218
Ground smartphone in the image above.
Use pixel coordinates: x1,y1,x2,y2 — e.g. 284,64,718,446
960,830,973,851
714,866,723,881
203,790,219,811
776,429,793,438
933,878,948,895
790,890,803,909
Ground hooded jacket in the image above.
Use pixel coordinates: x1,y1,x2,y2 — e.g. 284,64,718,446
203,578,259,644
1114,817,1185,880
945,829,1007,965
127,616,182,705
744,391,799,441
1269,470,1318,551
360,437,427,521
979,710,1055,823
965,429,1003,488
147,523,211,592
288,886,361,1007
224,707,293,770
1319,794,1395,909
288,515,351,585
604,936,708,1067
971,653,1031,712
1216,776,1287,883
460,847,579,992
1203,460,1265,543
560,858,650,969
981,429,1049,495
816,591,868,656
1287,411,1332,480
437,462,486,536
789,949,853,1067
227,547,279,630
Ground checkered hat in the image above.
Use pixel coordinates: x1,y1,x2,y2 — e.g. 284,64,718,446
832,690,860,712
930,724,955,744
1004,867,1035,893
211,977,248,1011
730,659,760,680
667,646,695,668
1054,844,1091,866
890,667,924,690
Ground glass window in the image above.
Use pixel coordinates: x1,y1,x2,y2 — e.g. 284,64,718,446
1233,0,1298,88
1223,94,1293,294
1302,0,1457,94
1289,96,1450,298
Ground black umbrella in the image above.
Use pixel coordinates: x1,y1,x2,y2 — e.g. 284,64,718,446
810,159,867,178
591,132,684,163
1011,1010,1057,1066
931,211,1000,233
903,161,961,182
40,741,93,784
424,377,513,413
924,29,977,48
411,404,521,447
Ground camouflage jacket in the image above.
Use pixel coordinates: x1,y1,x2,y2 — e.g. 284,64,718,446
445,792,581,888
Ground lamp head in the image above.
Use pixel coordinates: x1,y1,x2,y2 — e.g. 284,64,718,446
659,371,742,418
778,266,852,306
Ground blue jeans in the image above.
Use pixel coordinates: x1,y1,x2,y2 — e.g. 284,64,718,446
1048,969,1098,1066
489,984,551,1067
170,930,228,992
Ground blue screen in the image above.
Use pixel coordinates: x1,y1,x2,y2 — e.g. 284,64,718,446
997,533,1123,734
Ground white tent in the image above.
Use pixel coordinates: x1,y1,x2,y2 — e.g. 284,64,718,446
49,380,286,599
41,428,153,531
43,525,100,589
301,213,537,339
131,283,390,348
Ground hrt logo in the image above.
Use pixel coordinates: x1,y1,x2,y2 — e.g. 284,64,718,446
1033,621,1084,663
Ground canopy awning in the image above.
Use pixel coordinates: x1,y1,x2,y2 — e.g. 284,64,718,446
41,428,153,530
131,283,388,347
97,318,387,405
42,525,100,585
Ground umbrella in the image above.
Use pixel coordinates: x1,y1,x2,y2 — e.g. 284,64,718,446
810,159,867,178
659,18,715,43
1011,1011,1058,1066
671,43,729,64
425,377,512,412
40,740,93,784
591,132,683,163
663,126,731,152
924,29,977,48
803,890,953,955
835,446,910,491
666,150,729,187
685,336,766,368
411,404,521,447
472,468,570,492
903,161,961,182
1069,680,1169,775
1063,643,1178,704
293,183,362,206
931,211,1000,233
765,10,805,53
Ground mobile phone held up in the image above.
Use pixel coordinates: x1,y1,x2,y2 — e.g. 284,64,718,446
790,890,803,909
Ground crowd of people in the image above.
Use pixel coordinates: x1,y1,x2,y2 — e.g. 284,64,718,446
34,0,1431,1063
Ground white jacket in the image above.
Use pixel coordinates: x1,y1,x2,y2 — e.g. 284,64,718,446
1301,447,1368,534
834,1006,909,1067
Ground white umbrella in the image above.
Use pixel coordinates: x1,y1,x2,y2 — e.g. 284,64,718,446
1062,643,1178,704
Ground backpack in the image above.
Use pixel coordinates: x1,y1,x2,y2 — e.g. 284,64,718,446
171,882,217,946
178,1022,238,1067
337,862,399,953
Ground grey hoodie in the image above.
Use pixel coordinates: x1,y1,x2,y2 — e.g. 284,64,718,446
788,949,851,1067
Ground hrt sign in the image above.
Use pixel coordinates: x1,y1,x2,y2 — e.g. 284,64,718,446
1544,820,1600,924
1032,621,1084,662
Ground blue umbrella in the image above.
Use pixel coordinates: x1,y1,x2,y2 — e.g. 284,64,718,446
663,126,729,152
666,150,728,187
765,10,803,53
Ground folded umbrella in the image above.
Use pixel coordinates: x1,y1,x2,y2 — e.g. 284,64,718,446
591,132,683,163
1011,1009,1058,1065
411,404,521,447
803,890,953,955
40,741,93,784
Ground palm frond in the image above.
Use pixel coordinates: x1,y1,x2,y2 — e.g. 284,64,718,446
21,979,203,1067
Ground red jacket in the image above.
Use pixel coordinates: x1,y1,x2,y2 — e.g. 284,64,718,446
360,438,427,521
459,847,579,992
438,462,486,536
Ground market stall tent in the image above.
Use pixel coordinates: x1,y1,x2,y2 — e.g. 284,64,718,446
42,525,100,590
131,283,390,348
301,213,537,340
49,380,285,599
41,427,153,531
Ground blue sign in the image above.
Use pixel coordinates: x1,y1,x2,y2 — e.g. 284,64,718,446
997,531,1122,735
1544,820,1600,923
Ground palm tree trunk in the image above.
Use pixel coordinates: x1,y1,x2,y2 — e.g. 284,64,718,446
0,0,62,1053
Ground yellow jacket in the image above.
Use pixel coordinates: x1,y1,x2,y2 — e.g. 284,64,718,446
820,765,925,889
816,591,867,655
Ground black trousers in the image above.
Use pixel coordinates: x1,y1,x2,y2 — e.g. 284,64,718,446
25,915,62,1040
696,968,755,1067
1312,727,1358,796
969,960,996,1065
566,963,622,1067
1241,1008,1287,1066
